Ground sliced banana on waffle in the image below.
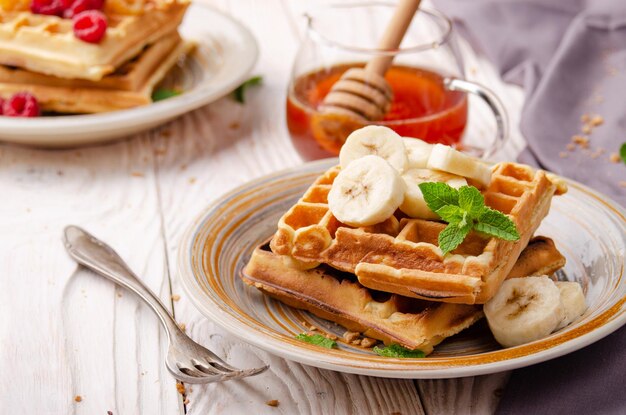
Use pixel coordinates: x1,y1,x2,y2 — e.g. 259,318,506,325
403,138,433,169
339,125,408,172
427,144,492,187
328,155,405,227
484,276,564,348
555,281,587,330
400,169,467,219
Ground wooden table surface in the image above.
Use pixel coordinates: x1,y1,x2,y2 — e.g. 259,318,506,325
0,1,528,413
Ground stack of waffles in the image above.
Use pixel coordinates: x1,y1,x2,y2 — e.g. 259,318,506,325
243,152,568,354
0,0,191,113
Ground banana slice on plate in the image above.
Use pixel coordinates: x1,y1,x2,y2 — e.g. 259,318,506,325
339,126,408,172
403,137,433,169
484,276,564,348
555,281,587,330
400,169,467,219
427,144,492,187
328,155,404,227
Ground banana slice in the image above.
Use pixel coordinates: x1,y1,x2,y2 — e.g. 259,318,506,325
328,155,404,227
403,137,433,169
427,144,492,187
339,126,408,172
484,276,564,348
400,169,467,219
555,281,587,330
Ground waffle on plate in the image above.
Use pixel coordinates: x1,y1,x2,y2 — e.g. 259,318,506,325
243,236,566,354
0,0,189,80
270,162,567,304
0,31,194,113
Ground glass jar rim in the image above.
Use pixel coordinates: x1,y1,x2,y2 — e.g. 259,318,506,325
305,3,453,55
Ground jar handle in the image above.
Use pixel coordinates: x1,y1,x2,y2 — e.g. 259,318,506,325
444,78,509,159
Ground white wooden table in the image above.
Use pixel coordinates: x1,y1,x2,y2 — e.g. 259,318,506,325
0,1,527,413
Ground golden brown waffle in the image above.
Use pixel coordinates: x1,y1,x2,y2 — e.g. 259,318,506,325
243,237,565,354
0,32,193,113
505,236,565,280
270,162,567,304
0,0,189,80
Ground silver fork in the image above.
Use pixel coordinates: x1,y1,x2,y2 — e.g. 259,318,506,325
63,225,268,384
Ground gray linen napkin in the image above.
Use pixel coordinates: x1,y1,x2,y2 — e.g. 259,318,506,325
431,0,626,413
435,0,625,205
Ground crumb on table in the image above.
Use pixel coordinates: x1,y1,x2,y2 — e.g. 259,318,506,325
176,382,186,395
572,135,589,148
171,294,180,301
266,399,280,407
74,395,82,403
590,115,604,126
609,153,621,163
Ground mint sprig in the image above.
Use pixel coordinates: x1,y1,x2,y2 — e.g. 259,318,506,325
373,344,425,358
152,88,181,102
620,142,626,165
418,182,520,255
295,333,337,349
233,75,263,103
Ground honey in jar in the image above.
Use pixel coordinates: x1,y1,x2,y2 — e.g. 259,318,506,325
286,63,468,160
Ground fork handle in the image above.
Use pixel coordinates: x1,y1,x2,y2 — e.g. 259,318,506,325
63,225,184,341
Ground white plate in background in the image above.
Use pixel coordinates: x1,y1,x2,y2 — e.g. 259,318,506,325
0,3,258,147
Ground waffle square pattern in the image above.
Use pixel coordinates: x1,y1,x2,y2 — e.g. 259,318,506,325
270,162,567,305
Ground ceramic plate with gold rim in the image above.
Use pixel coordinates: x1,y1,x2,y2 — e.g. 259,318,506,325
0,3,258,147
178,158,626,379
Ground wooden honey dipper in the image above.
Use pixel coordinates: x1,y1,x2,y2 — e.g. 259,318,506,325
319,0,422,121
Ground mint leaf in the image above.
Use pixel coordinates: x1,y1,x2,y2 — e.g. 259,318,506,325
233,75,263,103
419,181,521,254
295,333,337,349
438,222,472,254
620,143,626,165
458,186,484,219
435,205,464,223
373,344,425,358
152,88,181,102
418,182,459,212
474,208,520,241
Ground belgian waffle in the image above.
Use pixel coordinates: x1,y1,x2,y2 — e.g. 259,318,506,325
0,32,193,113
0,0,189,80
243,237,566,354
270,162,567,304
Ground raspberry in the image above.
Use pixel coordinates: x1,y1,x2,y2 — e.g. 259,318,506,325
72,10,107,43
63,0,104,19
30,0,71,16
0,98,4,115
3,92,40,117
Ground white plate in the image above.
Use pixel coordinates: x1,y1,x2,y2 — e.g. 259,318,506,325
178,159,626,379
0,4,258,147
